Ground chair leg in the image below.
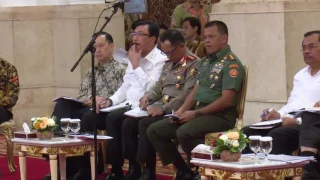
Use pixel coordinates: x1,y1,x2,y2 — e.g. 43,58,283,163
3,127,16,173
101,140,108,173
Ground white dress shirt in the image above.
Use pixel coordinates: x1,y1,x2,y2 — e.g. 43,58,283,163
278,66,320,118
109,46,167,108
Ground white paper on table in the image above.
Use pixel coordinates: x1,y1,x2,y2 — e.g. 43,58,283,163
124,107,148,118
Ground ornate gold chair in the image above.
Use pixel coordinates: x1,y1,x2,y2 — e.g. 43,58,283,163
0,119,17,173
205,66,249,146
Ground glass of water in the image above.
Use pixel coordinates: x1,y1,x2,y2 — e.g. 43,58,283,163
61,118,71,140
259,136,273,163
249,136,261,161
70,119,81,139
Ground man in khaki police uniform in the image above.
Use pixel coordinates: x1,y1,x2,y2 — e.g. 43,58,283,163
121,29,200,180
148,20,245,179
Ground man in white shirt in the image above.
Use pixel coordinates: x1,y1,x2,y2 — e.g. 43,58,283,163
81,20,167,180
243,30,320,179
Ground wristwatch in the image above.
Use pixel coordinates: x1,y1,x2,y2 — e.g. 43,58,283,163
195,109,202,117
296,117,302,125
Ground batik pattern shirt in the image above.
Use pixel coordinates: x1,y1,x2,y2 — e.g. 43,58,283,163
0,57,19,113
77,59,126,101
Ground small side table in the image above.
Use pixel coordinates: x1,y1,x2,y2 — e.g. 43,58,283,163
12,137,107,180
191,157,309,180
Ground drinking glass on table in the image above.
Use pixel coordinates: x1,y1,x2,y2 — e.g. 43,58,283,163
70,119,81,139
249,135,261,161
60,118,71,140
259,136,273,163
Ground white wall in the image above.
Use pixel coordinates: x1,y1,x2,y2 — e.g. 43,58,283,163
0,0,105,7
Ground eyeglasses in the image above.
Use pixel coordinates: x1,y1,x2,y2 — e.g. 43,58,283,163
301,43,320,51
131,32,151,37
161,46,178,56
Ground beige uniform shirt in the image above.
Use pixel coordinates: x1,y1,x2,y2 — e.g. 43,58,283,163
145,49,200,114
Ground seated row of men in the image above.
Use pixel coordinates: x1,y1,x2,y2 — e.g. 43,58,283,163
49,19,245,180
2,18,319,179
51,20,320,180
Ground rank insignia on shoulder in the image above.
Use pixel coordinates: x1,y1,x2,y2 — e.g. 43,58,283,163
229,68,239,78
228,64,239,68
189,68,197,76
186,55,197,61
227,54,235,60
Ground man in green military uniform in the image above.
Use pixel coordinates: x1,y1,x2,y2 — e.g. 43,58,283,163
147,21,245,179
121,29,200,180
0,57,19,124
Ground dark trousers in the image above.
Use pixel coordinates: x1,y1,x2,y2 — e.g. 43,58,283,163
122,115,163,172
52,99,90,131
105,108,129,168
242,125,300,155
0,107,12,124
80,110,108,132
147,115,235,166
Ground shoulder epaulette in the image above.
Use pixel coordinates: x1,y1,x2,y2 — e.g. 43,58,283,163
227,54,235,61
186,55,197,61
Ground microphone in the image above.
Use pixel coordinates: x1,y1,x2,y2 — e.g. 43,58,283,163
105,0,127,10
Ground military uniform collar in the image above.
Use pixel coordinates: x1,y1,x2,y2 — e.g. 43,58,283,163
215,45,231,60
170,48,192,68
206,45,231,62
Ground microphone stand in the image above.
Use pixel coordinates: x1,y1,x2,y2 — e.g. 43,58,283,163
70,6,119,180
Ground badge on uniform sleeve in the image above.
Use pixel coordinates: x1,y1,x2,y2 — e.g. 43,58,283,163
176,76,181,82
229,68,238,78
190,68,197,76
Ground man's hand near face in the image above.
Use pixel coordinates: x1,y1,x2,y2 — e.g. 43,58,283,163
128,45,142,69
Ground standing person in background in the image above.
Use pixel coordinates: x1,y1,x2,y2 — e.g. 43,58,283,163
182,16,207,58
171,0,220,36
